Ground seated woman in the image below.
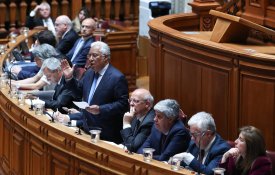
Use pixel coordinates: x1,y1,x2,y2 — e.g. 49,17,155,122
220,126,272,175
12,43,61,90
72,7,90,33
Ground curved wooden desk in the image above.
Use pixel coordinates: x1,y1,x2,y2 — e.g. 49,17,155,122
0,31,193,175
148,13,275,150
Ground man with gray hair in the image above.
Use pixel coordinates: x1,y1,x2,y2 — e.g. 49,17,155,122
26,2,56,36
120,88,155,152
137,99,190,161
11,44,61,90
172,111,230,175
42,58,81,113
56,41,129,143
55,15,79,55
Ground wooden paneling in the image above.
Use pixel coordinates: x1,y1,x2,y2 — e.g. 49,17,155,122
0,30,193,175
148,13,275,150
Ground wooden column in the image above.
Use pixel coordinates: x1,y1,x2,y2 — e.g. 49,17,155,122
51,0,58,19
84,0,92,12
19,1,27,27
114,0,121,20
61,0,69,16
95,0,101,19
0,1,7,32
105,0,112,20
9,0,17,31
71,0,82,19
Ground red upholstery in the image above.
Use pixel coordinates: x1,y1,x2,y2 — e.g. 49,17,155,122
266,150,275,175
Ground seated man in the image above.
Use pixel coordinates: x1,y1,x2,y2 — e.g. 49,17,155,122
172,112,230,175
11,30,57,80
55,15,79,55
66,18,96,68
26,2,56,36
41,58,81,113
12,44,60,90
120,88,155,152
137,99,190,161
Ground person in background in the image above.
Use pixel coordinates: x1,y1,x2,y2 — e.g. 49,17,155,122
55,15,79,55
220,126,271,175
72,7,90,33
12,44,61,90
42,58,81,113
26,2,56,36
137,99,190,161
11,30,57,80
120,88,155,152
66,18,96,68
172,111,230,175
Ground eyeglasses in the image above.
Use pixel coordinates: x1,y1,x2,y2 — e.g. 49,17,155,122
128,98,146,104
87,53,102,58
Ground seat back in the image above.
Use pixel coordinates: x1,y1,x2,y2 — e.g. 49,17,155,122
266,150,275,175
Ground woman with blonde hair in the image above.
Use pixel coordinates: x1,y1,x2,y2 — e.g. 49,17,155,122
220,126,271,175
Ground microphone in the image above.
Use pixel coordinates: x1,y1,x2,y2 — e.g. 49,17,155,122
43,110,55,123
197,131,206,175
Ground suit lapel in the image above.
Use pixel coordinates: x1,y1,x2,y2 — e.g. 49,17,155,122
53,76,64,99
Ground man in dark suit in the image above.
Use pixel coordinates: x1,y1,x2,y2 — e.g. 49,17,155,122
66,18,96,68
137,99,190,161
172,111,230,175
56,41,129,143
55,15,79,55
26,2,56,36
120,88,155,152
41,58,81,113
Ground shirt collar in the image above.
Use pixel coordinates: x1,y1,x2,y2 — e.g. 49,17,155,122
204,135,216,153
97,63,109,77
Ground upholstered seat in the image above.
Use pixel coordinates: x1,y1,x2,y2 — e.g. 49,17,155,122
266,150,275,175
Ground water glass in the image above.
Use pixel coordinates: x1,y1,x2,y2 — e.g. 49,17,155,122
170,157,181,171
213,167,226,175
35,102,45,115
17,92,25,105
143,148,155,162
10,32,17,43
90,130,101,143
10,86,18,99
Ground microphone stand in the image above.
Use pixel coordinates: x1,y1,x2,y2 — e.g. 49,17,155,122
197,132,206,175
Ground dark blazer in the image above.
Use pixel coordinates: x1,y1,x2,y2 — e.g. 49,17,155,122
17,65,40,80
26,16,44,29
120,109,155,152
56,29,79,55
69,64,129,143
137,119,190,161
44,76,81,113
219,155,272,175
66,37,94,67
183,134,230,175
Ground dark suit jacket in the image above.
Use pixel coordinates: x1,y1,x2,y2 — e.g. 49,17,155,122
183,134,230,175
137,119,190,161
44,76,81,113
219,155,272,175
120,109,155,152
26,16,54,29
69,64,129,143
17,65,40,80
56,29,79,55
66,37,94,67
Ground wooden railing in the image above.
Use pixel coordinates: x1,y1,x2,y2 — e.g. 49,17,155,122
0,0,139,33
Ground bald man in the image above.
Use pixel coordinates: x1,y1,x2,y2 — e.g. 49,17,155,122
120,88,155,152
66,18,96,68
55,15,79,55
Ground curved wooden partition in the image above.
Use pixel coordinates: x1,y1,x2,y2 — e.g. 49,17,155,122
0,32,193,175
148,13,275,150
